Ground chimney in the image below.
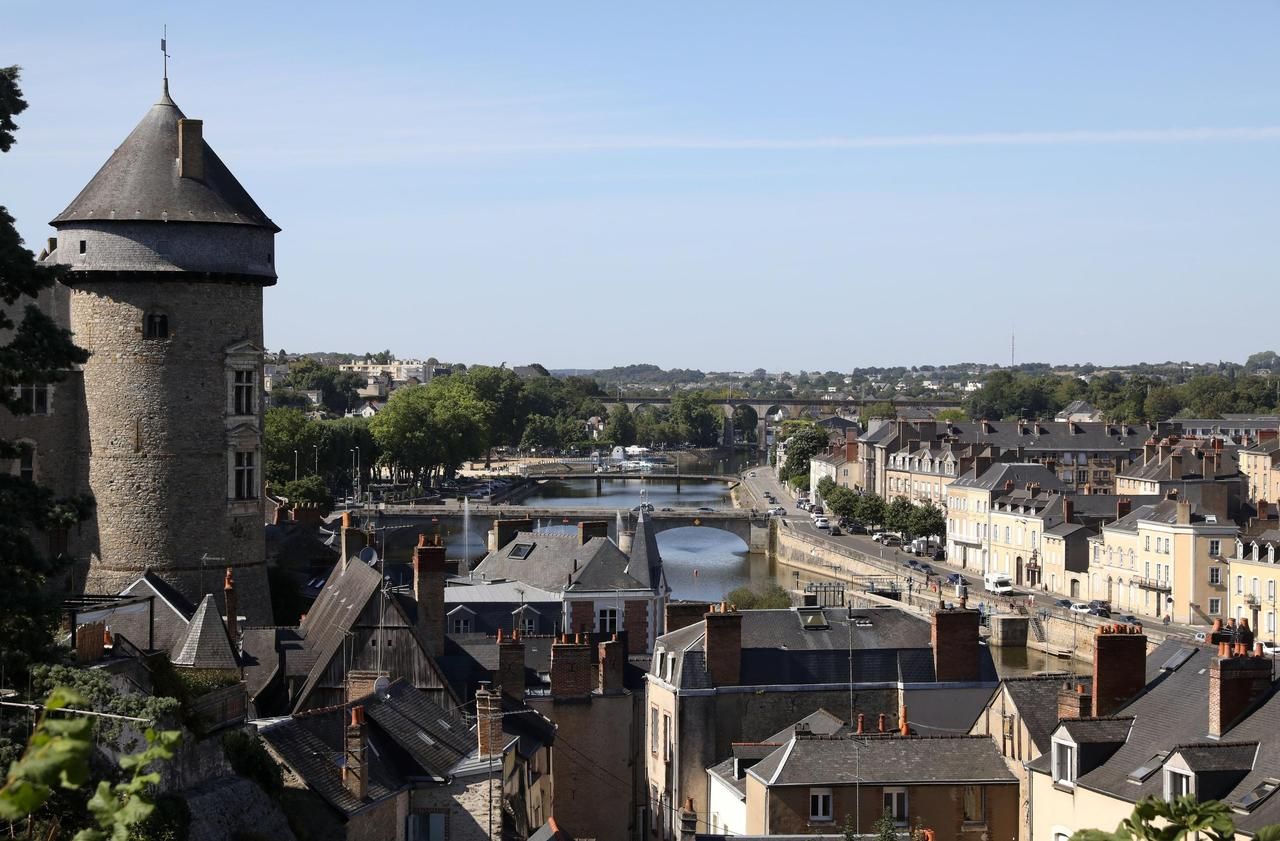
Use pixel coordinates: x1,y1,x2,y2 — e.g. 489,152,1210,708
703,605,743,687
1176,500,1193,525
931,607,981,682
1169,452,1183,480
177,118,204,180
845,441,859,463
496,629,526,702
1144,439,1157,464
1003,479,1015,494
1116,498,1131,519
578,520,609,545
598,635,624,694
877,712,887,733
273,505,287,526
1061,497,1074,525
343,706,368,801
46,236,56,255
1057,682,1092,721
899,704,910,736
666,601,713,634
476,684,506,756
490,518,534,551
550,634,594,699
1209,646,1272,737
223,567,239,649
412,534,446,658
1158,440,1173,463
856,713,865,735
1092,625,1148,717
340,513,367,568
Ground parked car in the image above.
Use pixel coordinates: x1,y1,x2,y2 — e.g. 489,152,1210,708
1054,598,1073,609
660,507,675,512
769,507,787,516
1088,599,1112,612
906,559,920,569
931,548,947,562
696,507,716,512
1119,614,1141,625
945,573,964,586
748,471,757,477
1069,602,1091,614
880,535,903,547
1089,606,1112,618
828,525,843,536
848,522,869,534
814,517,830,529
918,564,934,576
1263,642,1279,656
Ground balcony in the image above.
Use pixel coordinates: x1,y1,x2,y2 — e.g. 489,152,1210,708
1245,593,1260,607
1134,576,1172,593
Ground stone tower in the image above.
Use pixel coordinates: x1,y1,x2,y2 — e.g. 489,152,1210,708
46,82,276,623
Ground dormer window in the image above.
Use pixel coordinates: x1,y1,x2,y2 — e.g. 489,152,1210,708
1053,739,1076,786
143,312,169,340
1165,768,1194,802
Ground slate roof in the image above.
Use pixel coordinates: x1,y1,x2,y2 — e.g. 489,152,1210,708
116,572,198,652
445,581,561,604
1001,675,1094,753
625,511,666,593
1059,717,1135,744
1029,641,1280,834
951,462,1067,492
289,559,387,709
765,709,847,743
360,679,473,777
52,86,279,232
472,532,649,593
169,594,237,670
1173,743,1258,774
655,607,997,690
1119,445,1240,482
748,734,1016,787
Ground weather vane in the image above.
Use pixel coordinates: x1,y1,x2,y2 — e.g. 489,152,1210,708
161,25,170,85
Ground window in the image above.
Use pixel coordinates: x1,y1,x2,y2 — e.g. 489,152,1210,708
17,446,34,483
233,450,257,499
1053,741,1076,785
233,370,255,416
450,617,471,634
809,787,833,823
1271,580,1276,601
1209,539,1221,557
650,707,659,754
662,714,671,761
1165,768,1194,801
883,787,908,825
143,312,169,339
1077,470,1088,484
962,785,985,824
598,608,618,634
406,811,446,841
13,384,50,415
518,614,536,634
1145,536,1150,551
1209,598,1222,615
1209,567,1221,585
1238,576,1245,594
78,239,86,254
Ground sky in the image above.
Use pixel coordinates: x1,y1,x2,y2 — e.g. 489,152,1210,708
3,1,1278,372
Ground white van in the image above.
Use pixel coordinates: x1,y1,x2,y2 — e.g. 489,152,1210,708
983,571,1014,595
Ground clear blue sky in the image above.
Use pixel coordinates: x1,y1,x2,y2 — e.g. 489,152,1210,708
4,1,1278,371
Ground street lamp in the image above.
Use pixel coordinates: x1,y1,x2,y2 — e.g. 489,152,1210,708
293,449,299,482
313,444,319,474
350,447,361,504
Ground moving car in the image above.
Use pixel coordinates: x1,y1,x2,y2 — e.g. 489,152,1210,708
945,573,965,586
828,525,843,536
1054,598,1073,609
1069,602,1091,614
1088,606,1112,618
814,516,830,529
983,572,1015,595
918,564,934,576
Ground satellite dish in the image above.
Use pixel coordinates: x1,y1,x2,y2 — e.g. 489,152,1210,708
358,546,379,566
373,676,391,699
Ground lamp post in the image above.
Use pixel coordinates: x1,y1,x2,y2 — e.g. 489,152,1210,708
313,444,319,475
351,447,361,504
293,449,299,482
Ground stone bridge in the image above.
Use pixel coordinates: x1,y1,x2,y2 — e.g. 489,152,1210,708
369,505,767,555
597,395,964,448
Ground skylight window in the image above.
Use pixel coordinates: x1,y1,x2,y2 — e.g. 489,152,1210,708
417,732,437,746
1127,752,1168,784
1238,780,1279,812
798,609,829,630
508,543,535,560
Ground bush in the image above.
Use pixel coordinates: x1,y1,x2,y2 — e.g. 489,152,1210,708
224,731,283,797
726,584,793,610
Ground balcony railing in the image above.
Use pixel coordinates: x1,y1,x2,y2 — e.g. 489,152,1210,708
1134,576,1173,593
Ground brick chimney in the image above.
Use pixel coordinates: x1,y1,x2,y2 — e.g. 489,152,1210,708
1176,500,1193,525
476,684,506,756
845,441,859,463
177,118,203,180
1169,452,1183,480
1158,440,1173,463
578,520,609,545
343,706,368,801
1057,682,1092,721
412,534,446,658
1209,643,1273,737
340,512,367,569
490,518,534,551
223,567,239,648
1092,625,1148,717
496,629,526,702
550,634,594,699
598,634,624,695
1061,497,1074,525
931,607,981,682
1003,479,1015,493
703,604,743,687
1116,498,1132,519
1144,439,1157,464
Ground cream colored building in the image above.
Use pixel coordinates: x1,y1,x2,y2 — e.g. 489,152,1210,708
946,464,1066,573
1226,529,1280,644
1240,438,1280,505
1086,498,1235,624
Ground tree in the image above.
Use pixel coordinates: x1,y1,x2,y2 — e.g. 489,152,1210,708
670,391,721,447
935,407,967,422
1071,795,1280,841
886,496,916,537
370,378,491,483
280,358,363,415
788,473,810,492
909,501,945,539
0,67,94,679
466,365,526,459
862,401,897,420
278,475,333,513
520,415,562,452
872,811,900,841
263,407,320,486
725,584,792,609
781,425,828,480
604,404,637,447
732,405,759,442
815,476,837,502
852,494,886,528
825,486,858,522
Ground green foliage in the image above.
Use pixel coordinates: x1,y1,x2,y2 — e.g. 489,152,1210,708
80,728,182,841
935,407,967,422
788,473,810,492
0,66,94,680
222,732,282,797
908,501,945,539
815,476,837,501
466,365,526,452
603,404,637,447
780,425,828,480
886,496,917,537
862,401,897,420
853,493,887,528
872,811,900,841
1069,795,1273,841
725,584,792,610
277,358,364,415
29,665,180,746
277,475,332,513
825,486,858,522
370,378,491,482
126,793,188,841
732,405,759,442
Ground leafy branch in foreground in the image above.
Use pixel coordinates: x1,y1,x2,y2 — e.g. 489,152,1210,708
1071,796,1280,841
0,687,182,840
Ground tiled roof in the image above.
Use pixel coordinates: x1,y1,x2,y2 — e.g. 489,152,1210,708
749,734,1016,787
951,463,1067,492
765,709,847,743
1059,717,1135,744
289,559,384,711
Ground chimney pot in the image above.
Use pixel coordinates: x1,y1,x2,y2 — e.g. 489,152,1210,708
877,712,886,733
856,713,865,734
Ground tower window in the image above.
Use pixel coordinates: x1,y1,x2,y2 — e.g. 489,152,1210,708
233,370,255,416
144,313,169,340
78,240,86,254
16,445,35,483
233,451,257,500
12,384,50,415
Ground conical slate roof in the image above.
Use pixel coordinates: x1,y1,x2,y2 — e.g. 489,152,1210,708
625,511,667,594
51,84,279,232
170,594,239,670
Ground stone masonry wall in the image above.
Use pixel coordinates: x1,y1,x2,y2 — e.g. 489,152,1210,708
70,278,271,623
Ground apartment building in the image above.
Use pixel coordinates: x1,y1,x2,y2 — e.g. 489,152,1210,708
883,442,1007,510
1029,635,1280,841
1174,414,1280,443
1086,498,1236,624
1240,436,1280,505
1114,436,1243,517
1225,528,1280,644
946,464,1066,573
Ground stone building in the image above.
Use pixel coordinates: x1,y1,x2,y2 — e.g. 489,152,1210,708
8,81,280,621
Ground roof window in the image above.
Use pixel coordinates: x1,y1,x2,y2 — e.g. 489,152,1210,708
508,543,535,559
1237,779,1280,812
1127,751,1168,784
